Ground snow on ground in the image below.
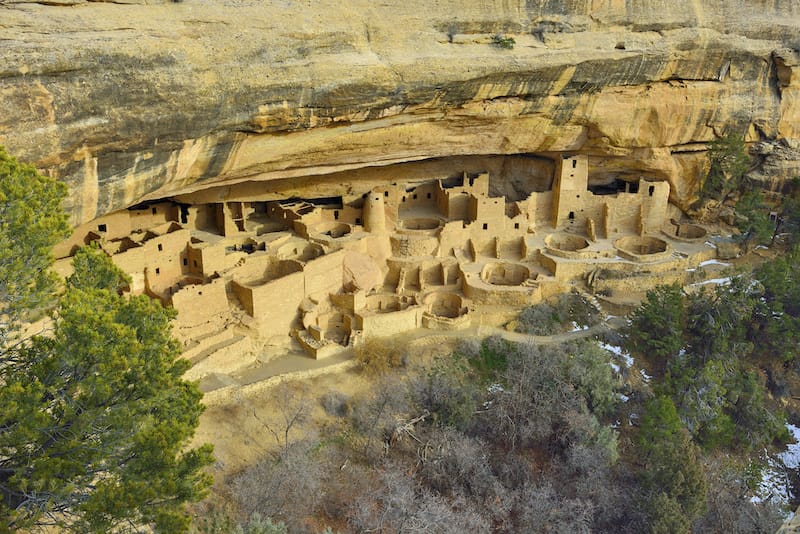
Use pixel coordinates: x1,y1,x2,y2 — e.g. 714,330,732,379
609,362,620,373
751,424,800,506
570,321,589,332
691,277,732,287
699,259,731,267
640,369,652,382
618,393,630,402
705,241,718,249
598,341,635,370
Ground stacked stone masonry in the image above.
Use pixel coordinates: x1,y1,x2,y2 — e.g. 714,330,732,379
54,154,719,376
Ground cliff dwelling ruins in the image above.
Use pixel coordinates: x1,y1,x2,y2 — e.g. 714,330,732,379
53,154,720,386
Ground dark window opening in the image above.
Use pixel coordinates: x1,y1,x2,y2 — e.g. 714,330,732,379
180,205,189,224
482,223,488,230
427,193,431,199
402,196,406,202
155,268,160,275
152,207,157,215
572,159,577,169
356,218,362,225
384,191,389,197
334,210,339,220
568,212,575,220
514,223,520,229
198,291,202,296
97,223,107,232
193,260,198,267
648,185,655,197
413,194,418,200
157,243,163,252
183,258,188,266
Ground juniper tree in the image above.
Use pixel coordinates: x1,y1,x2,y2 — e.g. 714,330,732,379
0,148,213,532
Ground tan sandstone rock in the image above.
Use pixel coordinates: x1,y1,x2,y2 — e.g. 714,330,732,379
0,0,798,223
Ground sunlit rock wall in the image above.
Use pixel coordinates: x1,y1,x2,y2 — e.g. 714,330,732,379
1,0,799,223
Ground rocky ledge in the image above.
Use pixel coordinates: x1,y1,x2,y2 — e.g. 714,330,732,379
0,0,799,223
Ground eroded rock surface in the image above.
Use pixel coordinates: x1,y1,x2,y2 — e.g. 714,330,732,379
1,0,799,223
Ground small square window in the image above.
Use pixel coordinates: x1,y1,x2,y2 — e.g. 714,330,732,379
514,223,520,229
482,223,488,230
384,191,389,197
155,268,160,275
427,193,431,199
157,243,163,251
97,223,107,232
183,258,188,266
356,218,362,225
198,291,202,296
413,194,418,200
152,207,157,215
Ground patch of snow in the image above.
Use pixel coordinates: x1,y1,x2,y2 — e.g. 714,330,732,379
609,362,621,373
686,268,697,272
622,353,634,367
691,277,732,287
618,393,630,403
570,321,589,332
699,259,731,267
640,369,652,382
487,383,504,394
611,420,621,429
755,245,769,250
598,342,624,356
704,241,718,249
780,424,800,469
751,424,800,506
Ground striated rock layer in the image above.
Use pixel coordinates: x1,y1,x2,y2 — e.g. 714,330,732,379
1,0,799,224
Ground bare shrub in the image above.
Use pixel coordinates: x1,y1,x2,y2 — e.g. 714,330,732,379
320,391,350,417
347,467,492,533
476,342,582,450
355,337,406,376
417,427,508,523
228,440,323,533
347,375,411,463
513,482,595,534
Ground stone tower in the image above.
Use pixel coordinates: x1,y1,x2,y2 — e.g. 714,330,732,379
362,191,387,233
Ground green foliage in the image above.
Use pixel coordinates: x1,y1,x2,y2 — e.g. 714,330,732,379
67,242,131,294
638,397,708,530
627,284,685,365
563,342,618,419
0,149,213,532
491,34,515,49
1,258,214,531
750,248,800,363
734,190,774,250
465,336,510,378
702,132,750,201
0,146,70,341
411,356,479,430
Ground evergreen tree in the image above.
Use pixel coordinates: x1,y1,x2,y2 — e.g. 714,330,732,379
0,148,213,532
702,132,750,202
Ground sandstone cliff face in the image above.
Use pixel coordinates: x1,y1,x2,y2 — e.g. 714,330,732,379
1,0,799,223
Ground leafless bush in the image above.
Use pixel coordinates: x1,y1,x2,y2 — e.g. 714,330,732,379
347,375,411,463
228,440,323,533
355,337,406,376
417,427,508,524
320,391,350,417
347,468,492,533
513,482,595,534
